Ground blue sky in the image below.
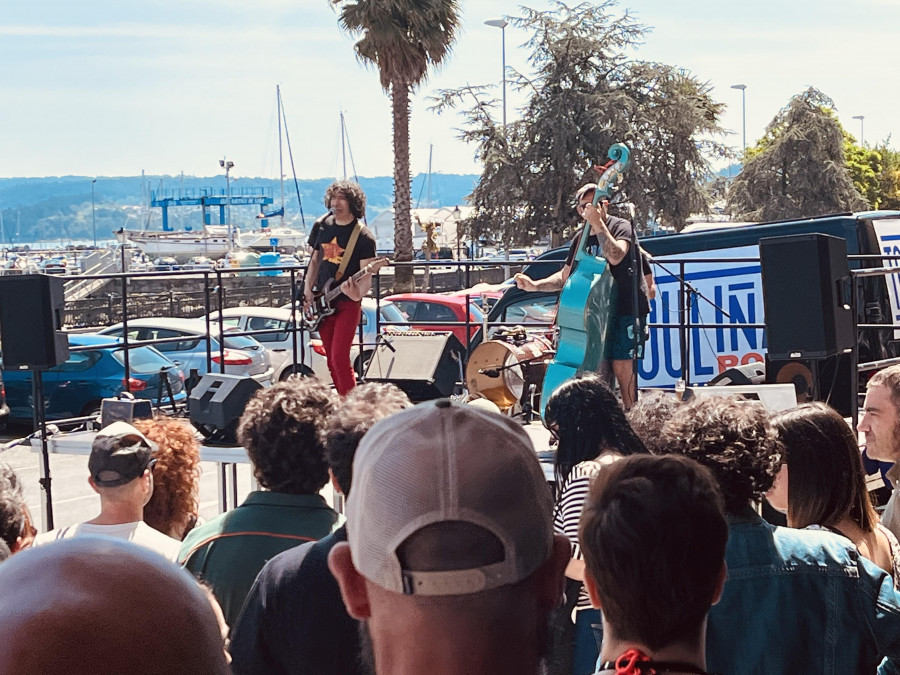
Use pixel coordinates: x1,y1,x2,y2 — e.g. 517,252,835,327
0,0,896,181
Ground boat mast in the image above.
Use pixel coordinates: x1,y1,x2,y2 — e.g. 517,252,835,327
340,111,347,179
277,85,285,226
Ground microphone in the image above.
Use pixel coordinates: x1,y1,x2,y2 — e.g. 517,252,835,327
380,336,396,353
478,368,501,378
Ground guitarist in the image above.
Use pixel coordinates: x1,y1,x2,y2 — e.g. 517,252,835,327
515,183,654,410
303,180,377,395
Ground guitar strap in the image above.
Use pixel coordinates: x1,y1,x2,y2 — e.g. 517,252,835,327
334,222,362,282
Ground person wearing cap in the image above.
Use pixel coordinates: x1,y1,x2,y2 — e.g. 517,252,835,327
230,383,411,675
580,454,727,675
178,377,340,629
32,421,181,561
328,400,570,675
514,184,653,410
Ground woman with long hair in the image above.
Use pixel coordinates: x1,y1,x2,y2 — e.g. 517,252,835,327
136,416,202,541
769,402,899,585
543,374,649,675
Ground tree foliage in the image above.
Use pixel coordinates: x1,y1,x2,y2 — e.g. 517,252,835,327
728,88,866,221
431,0,727,245
330,0,461,289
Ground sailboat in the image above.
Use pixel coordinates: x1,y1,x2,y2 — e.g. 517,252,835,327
238,86,308,252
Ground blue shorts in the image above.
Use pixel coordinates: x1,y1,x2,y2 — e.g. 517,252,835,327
605,315,647,361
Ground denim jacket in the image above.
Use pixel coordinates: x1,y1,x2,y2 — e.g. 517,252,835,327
707,508,900,675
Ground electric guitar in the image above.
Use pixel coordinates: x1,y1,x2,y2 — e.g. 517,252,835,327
301,257,389,330
540,144,632,416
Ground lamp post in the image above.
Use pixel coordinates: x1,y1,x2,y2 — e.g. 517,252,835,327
90,178,97,248
219,158,234,248
484,19,508,134
731,84,747,153
853,115,865,146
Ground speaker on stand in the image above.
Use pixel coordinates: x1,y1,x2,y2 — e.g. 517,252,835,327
0,274,71,531
760,234,856,416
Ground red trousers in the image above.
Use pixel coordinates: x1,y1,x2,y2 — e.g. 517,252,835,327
318,298,362,396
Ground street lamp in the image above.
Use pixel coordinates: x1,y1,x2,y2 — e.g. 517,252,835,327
90,178,97,248
731,84,747,153
484,19,508,134
219,158,235,248
853,115,865,146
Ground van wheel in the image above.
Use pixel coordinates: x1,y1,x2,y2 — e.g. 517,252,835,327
280,365,315,381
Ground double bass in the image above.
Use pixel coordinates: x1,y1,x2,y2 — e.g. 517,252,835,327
540,144,632,415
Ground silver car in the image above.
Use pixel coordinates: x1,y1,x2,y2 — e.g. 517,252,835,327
99,317,274,385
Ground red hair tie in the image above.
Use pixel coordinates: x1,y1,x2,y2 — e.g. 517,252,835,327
615,648,654,675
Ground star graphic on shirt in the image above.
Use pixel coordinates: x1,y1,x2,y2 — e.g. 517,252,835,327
321,237,345,265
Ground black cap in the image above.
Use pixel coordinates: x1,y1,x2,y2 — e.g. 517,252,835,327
89,421,157,488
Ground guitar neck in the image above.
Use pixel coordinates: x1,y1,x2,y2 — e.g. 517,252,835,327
324,263,375,302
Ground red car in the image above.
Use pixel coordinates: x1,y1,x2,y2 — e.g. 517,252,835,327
384,293,484,346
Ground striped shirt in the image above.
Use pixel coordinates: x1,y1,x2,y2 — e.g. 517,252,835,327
553,453,622,608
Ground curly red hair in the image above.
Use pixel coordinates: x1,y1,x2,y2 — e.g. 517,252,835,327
136,417,201,540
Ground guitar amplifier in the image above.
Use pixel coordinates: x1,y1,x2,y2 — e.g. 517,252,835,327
363,332,465,401
100,394,153,428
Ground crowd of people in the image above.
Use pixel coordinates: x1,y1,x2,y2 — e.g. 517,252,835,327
2,178,900,672
0,366,899,673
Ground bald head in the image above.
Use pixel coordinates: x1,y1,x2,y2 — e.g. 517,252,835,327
0,538,228,674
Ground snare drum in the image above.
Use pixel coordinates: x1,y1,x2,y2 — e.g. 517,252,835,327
466,337,553,411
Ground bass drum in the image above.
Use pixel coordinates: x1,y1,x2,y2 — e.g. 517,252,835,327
466,337,554,411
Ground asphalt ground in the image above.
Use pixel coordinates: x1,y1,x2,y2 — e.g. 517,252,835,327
0,423,255,533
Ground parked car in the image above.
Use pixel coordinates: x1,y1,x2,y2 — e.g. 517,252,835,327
384,292,484,346
206,306,328,382
2,333,186,422
98,317,274,385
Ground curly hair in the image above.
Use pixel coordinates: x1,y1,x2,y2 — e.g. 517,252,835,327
544,374,648,486
324,180,366,220
659,396,782,515
773,403,877,532
627,391,682,454
0,464,27,552
238,377,337,494
135,417,201,540
324,383,411,497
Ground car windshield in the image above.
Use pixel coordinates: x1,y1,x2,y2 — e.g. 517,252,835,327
379,303,407,324
112,346,176,374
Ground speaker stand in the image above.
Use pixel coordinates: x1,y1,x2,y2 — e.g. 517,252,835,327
31,369,54,530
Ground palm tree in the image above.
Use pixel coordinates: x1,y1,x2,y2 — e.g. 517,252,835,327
330,0,461,290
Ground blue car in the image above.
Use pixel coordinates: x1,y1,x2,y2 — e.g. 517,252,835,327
3,333,187,422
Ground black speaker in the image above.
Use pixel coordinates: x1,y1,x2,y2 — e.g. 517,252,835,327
189,373,263,444
766,352,854,418
363,332,465,401
760,233,854,359
0,274,69,369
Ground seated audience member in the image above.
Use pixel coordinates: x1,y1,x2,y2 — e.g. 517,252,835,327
580,454,727,675
769,402,900,585
0,537,229,674
0,463,35,557
136,416,202,540
661,396,900,674
625,390,680,454
32,421,180,561
328,400,570,675
179,377,340,628
860,365,900,539
544,374,649,675
230,383,412,674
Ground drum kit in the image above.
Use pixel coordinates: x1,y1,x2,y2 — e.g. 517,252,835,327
465,326,555,419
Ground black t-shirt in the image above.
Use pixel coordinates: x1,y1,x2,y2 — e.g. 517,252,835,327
311,216,376,300
564,215,649,316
